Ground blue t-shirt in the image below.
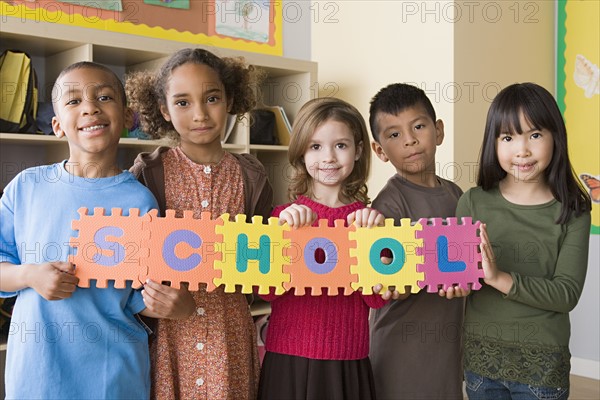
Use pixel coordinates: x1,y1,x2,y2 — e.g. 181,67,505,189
0,162,158,399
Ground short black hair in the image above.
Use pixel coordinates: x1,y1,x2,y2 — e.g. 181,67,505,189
369,83,437,142
52,61,126,113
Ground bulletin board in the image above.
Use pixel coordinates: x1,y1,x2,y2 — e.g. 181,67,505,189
557,0,600,233
0,0,283,56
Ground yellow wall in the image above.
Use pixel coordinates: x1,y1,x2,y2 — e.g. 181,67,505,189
312,0,554,195
454,0,555,190
562,0,600,230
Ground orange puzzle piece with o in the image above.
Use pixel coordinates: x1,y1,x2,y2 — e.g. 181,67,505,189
283,219,358,296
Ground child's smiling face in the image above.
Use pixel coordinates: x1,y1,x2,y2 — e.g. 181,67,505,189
52,67,131,159
160,63,230,152
371,104,444,187
303,119,362,197
496,111,554,186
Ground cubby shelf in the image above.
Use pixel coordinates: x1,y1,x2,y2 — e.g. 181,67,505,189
0,16,317,206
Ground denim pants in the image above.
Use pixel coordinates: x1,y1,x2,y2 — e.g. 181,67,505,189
464,370,569,400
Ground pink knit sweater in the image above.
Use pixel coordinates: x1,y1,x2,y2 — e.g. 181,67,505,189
262,196,387,360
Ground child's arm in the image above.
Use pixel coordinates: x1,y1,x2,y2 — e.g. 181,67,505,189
138,280,196,319
499,214,591,313
0,261,79,300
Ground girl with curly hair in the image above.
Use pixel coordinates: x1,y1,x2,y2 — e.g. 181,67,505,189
127,48,273,400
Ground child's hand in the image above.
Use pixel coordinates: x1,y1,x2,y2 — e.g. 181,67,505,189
372,283,410,300
479,223,499,282
479,223,513,294
436,224,501,298
27,262,79,300
438,285,471,299
347,208,385,228
278,204,317,228
141,280,196,319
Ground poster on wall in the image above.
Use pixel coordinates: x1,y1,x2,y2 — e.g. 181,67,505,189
557,0,600,234
143,0,190,10
0,0,282,56
212,0,271,43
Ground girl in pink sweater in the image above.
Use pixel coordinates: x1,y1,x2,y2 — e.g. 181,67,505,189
258,98,395,400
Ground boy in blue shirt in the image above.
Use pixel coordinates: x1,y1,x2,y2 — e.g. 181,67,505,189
368,83,466,399
0,62,192,399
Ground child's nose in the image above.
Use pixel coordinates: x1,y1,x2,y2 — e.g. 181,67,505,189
516,140,531,156
193,104,209,122
81,100,100,115
322,147,336,161
404,132,418,146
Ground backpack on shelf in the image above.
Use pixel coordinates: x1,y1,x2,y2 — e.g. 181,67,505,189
0,50,39,134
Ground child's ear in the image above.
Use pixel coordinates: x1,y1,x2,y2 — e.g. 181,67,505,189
435,119,445,145
124,107,135,130
51,116,65,138
371,141,389,162
159,104,171,122
355,140,364,161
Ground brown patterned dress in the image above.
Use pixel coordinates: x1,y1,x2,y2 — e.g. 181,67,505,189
151,147,260,399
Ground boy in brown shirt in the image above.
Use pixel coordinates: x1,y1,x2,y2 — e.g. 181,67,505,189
368,83,465,400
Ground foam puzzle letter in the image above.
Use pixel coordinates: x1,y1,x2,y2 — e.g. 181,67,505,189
69,209,483,295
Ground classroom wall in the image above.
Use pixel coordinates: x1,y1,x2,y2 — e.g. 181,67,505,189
453,0,554,190
312,0,599,379
282,0,311,60
311,0,455,197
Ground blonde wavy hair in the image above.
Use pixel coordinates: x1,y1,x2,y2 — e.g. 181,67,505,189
287,97,371,205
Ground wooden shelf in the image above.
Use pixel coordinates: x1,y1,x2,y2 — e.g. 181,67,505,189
249,144,290,152
1,133,280,154
0,133,68,145
0,15,315,210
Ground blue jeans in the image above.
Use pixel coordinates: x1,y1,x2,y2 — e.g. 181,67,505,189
464,370,569,400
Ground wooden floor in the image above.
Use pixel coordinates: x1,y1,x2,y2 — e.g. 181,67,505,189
570,375,600,399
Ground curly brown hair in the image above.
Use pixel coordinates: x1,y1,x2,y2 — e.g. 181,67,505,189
126,48,262,141
287,97,371,205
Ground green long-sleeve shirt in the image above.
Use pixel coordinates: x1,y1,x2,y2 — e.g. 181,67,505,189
456,186,591,388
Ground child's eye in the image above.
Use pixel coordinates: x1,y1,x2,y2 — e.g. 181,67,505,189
500,135,512,142
207,96,220,104
66,99,81,106
175,100,189,107
414,124,425,130
98,95,113,102
389,132,399,138
309,144,320,150
336,143,347,149
531,132,541,139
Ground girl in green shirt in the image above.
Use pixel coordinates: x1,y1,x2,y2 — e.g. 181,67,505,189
456,82,591,399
